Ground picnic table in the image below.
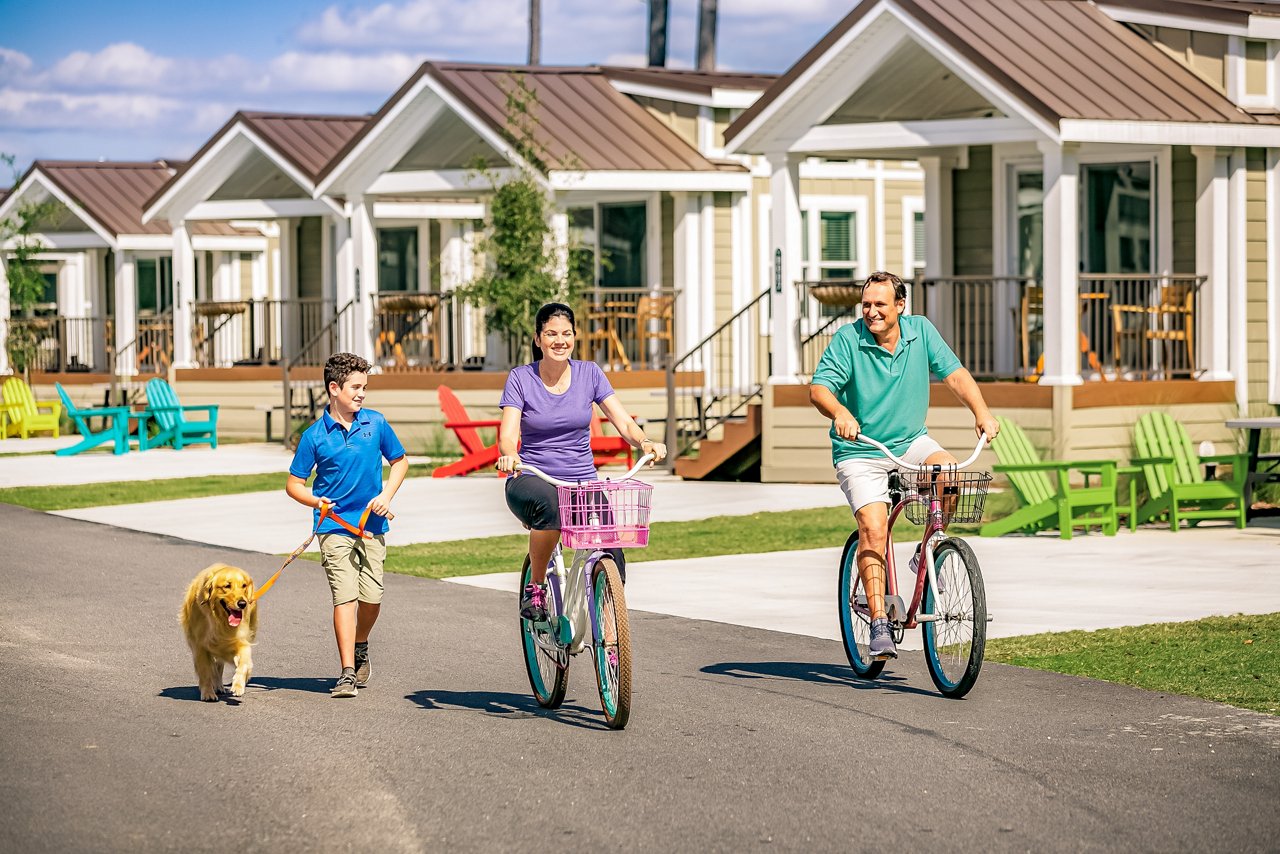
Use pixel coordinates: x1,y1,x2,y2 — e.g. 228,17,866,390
1225,417,1280,521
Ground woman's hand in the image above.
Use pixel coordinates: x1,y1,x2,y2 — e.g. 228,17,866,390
496,454,521,474
641,439,667,464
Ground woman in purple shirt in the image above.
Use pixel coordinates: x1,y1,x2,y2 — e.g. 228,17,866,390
496,303,667,620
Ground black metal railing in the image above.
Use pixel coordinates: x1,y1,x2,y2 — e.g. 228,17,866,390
666,287,771,458
578,286,680,372
7,314,111,373
191,298,334,368
1079,274,1205,380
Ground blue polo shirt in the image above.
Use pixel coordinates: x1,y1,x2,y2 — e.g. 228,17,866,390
811,315,961,464
289,407,406,536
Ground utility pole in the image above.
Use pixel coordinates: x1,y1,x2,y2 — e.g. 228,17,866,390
648,0,669,67
529,0,541,65
696,0,718,71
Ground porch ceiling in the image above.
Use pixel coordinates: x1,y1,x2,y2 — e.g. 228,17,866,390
391,110,506,172
208,148,308,201
823,39,1002,124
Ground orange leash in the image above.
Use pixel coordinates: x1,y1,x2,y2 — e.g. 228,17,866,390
254,502,393,601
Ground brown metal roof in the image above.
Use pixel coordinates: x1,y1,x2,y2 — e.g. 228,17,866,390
728,0,1259,144
597,66,777,93
33,161,244,237
320,62,745,181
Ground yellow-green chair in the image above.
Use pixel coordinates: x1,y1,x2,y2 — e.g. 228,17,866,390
1,376,61,438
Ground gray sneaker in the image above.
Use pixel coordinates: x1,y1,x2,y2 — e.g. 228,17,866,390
354,643,370,687
331,667,358,698
869,618,898,660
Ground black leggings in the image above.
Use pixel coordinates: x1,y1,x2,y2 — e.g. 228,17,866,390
504,474,626,580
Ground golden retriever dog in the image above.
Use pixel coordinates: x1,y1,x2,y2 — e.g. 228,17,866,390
179,563,257,702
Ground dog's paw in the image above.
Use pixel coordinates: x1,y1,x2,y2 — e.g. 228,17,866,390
200,691,219,702
216,684,232,696
230,680,246,697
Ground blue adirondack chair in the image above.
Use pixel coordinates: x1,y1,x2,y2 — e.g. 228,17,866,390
54,383,132,456
143,378,218,450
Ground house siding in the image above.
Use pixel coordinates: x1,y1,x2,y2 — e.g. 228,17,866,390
1140,25,1228,92
661,192,674,289
953,145,993,275
1246,148,1272,414
714,191,734,325
1172,146,1196,273
632,96,700,151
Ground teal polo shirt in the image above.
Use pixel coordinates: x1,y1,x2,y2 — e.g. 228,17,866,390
289,407,406,536
811,314,961,463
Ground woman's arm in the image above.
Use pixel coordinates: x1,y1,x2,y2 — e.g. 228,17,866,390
496,406,523,472
599,394,667,463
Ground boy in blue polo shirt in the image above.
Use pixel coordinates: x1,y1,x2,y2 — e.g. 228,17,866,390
287,353,409,698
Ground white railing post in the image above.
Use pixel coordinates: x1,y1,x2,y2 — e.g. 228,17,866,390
172,222,196,370
767,152,802,382
1037,141,1082,387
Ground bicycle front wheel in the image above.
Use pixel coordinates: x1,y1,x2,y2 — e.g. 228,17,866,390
589,555,632,729
519,556,568,708
837,531,885,680
921,538,987,698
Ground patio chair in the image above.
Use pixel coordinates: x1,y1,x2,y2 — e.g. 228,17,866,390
432,385,501,478
53,382,131,456
591,405,633,468
1,376,62,438
1131,411,1247,531
143,377,219,450
979,415,1120,540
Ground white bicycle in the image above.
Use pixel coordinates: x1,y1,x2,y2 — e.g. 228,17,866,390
513,454,655,729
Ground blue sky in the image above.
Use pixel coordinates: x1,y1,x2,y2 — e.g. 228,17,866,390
0,0,853,180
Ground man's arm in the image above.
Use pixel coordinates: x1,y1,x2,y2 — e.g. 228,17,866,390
810,383,860,441
941,368,999,441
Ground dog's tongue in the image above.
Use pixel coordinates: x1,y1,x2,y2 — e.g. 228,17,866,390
227,610,243,627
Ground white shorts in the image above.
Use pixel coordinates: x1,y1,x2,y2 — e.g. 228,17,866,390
835,435,946,514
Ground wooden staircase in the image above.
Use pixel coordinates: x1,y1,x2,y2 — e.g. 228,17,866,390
674,403,762,481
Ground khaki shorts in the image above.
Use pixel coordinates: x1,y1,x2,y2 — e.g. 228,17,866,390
318,533,387,606
835,434,946,514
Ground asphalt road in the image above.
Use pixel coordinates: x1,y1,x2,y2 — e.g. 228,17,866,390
2,503,1277,853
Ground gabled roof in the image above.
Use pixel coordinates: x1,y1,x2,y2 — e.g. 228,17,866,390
598,66,777,94
728,0,1267,146
145,111,368,214
15,161,243,237
319,62,746,185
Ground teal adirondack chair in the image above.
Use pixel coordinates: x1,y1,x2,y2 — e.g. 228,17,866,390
980,416,1120,540
53,383,132,456
2,376,61,438
1131,411,1247,531
144,378,218,450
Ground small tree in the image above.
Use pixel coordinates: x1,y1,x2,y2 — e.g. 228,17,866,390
460,74,588,365
1,154,56,379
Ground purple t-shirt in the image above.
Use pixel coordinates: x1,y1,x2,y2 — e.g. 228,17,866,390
500,359,615,481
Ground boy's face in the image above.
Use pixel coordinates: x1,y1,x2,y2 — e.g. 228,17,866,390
329,372,368,414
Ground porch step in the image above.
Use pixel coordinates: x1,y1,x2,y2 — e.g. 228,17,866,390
674,404,763,481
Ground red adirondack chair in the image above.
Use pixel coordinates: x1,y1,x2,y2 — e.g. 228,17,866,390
591,405,633,468
433,385,502,478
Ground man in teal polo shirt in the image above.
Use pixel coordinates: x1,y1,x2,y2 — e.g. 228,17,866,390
810,271,998,660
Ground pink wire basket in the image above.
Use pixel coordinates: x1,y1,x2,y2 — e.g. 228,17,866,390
557,479,654,550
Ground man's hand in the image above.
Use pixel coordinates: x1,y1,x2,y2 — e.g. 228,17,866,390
833,412,860,442
976,413,999,443
496,454,521,474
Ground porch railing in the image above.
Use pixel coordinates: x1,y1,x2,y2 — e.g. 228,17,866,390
8,315,112,373
666,287,770,457
1078,274,1205,380
192,298,334,368
579,286,680,372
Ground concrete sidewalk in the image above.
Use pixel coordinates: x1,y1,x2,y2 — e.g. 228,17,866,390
0,442,303,488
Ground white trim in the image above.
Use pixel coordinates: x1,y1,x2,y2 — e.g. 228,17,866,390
373,200,486,220
0,171,117,248
788,159,922,181
8,232,108,251
799,194,869,283
116,235,173,251
548,170,750,192
185,198,334,221
711,89,762,110
607,78,766,111
1061,119,1280,147
1097,5,1249,38
701,192,716,343
1194,146,1233,381
901,194,924,279
791,117,1041,154
1268,148,1280,404
1228,148,1249,411
191,235,269,252
366,168,504,195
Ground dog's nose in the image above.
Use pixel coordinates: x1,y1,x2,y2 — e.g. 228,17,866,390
236,599,247,610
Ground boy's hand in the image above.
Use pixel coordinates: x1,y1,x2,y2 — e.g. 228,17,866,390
314,495,331,509
366,493,393,518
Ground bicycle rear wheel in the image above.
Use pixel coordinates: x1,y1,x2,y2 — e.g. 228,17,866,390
519,556,568,708
589,555,632,729
837,531,885,680
921,538,987,698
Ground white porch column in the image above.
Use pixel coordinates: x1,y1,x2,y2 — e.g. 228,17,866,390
1227,147,1249,410
672,191,702,360
113,250,135,376
550,209,569,284
0,256,10,375
1194,146,1232,381
351,198,378,361
1037,141,1082,387
767,152,803,381
172,222,196,369
646,192,662,294
332,214,353,352
918,155,955,335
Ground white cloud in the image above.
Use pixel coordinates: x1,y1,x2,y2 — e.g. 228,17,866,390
0,48,33,83
0,87,200,132
39,42,255,95
298,0,527,52
262,51,427,94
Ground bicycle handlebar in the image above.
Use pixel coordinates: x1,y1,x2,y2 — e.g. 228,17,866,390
852,433,988,470
511,453,658,487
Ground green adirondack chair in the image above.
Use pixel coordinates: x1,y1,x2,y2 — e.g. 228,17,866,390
1131,411,1247,531
980,416,1120,540
53,382,132,456
144,377,218,450
2,376,62,438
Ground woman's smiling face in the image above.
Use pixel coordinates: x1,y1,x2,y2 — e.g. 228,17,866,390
538,314,576,362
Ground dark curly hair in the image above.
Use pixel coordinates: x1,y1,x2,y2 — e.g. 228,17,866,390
324,352,372,393
531,303,577,362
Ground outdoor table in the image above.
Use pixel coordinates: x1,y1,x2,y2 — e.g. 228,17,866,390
1225,416,1280,521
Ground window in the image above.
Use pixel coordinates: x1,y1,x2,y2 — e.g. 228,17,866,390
566,202,647,287
568,206,596,285
912,211,925,280
801,208,859,281
1082,162,1151,275
377,227,418,292
136,257,173,315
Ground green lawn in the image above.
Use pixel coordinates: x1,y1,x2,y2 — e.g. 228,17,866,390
0,463,442,511
985,613,1279,715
